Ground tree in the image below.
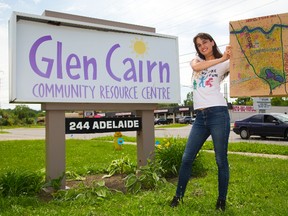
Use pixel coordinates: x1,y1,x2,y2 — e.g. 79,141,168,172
271,97,284,106
183,92,193,106
232,97,253,105
13,105,37,125
0,109,15,126
270,97,288,106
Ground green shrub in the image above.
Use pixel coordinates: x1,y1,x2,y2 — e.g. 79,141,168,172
0,170,44,197
25,117,36,125
154,137,207,178
53,180,112,202
104,156,136,177
42,172,65,192
124,160,166,194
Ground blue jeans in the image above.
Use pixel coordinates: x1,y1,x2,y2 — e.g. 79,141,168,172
175,106,230,200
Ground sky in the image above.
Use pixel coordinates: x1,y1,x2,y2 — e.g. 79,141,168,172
0,0,287,110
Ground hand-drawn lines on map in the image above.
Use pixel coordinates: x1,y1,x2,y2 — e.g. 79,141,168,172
229,14,288,97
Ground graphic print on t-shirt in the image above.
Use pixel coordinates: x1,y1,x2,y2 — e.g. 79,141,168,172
193,69,218,90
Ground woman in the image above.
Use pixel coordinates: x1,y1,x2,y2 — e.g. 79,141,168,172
170,33,231,211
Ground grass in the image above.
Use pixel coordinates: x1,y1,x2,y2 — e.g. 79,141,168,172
155,123,189,128
203,141,288,156
0,138,287,215
0,139,137,175
93,136,288,156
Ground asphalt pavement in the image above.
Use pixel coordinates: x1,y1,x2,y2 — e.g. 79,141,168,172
0,125,287,145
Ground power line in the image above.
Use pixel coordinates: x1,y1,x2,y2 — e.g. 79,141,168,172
164,0,279,37
178,43,228,59
157,0,250,33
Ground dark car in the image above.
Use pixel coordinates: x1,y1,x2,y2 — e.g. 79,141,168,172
154,118,171,125
178,116,195,124
232,113,288,140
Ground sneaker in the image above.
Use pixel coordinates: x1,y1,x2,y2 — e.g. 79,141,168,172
216,199,226,211
170,196,182,208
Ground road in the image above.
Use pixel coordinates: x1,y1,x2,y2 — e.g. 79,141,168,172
0,125,287,145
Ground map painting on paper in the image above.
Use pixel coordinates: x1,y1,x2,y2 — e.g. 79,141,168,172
229,13,288,97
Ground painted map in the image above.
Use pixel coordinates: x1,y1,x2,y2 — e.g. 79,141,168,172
229,13,288,97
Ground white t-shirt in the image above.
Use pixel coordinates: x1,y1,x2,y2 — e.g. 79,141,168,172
192,55,229,110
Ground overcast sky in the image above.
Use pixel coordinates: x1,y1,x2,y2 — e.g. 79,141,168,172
0,0,287,110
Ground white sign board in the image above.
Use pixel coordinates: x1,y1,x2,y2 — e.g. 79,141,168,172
9,12,180,104
253,97,271,110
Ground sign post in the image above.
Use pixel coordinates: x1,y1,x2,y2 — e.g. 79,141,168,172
45,110,66,186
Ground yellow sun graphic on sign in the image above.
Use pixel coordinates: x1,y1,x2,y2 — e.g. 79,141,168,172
130,37,148,57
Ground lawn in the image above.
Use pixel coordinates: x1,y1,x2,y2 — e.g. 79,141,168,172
0,137,287,215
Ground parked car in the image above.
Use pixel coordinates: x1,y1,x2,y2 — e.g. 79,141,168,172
175,116,181,123
154,118,172,125
178,116,195,124
232,113,288,140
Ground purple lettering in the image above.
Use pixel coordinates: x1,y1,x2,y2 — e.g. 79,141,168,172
30,35,97,80
32,83,96,99
100,85,107,98
83,57,97,80
147,61,157,82
32,84,38,97
123,58,137,81
141,86,170,99
29,35,54,78
66,54,81,80
138,60,143,82
57,41,63,79
159,62,170,83
106,44,121,82
99,85,138,99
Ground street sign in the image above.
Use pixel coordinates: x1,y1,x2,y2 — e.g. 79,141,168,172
65,117,142,134
253,97,271,110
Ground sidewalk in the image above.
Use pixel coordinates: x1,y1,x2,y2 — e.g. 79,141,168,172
204,150,288,160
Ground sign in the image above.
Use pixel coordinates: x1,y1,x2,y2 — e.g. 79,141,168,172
232,105,256,112
154,109,168,113
9,12,180,104
253,97,271,110
65,117,142,134
229,13,288,97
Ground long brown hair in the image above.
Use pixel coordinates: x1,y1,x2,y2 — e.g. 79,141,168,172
193,33,223,60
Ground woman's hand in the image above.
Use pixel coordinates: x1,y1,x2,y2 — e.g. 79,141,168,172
191,45,232,72
222,45,232,61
